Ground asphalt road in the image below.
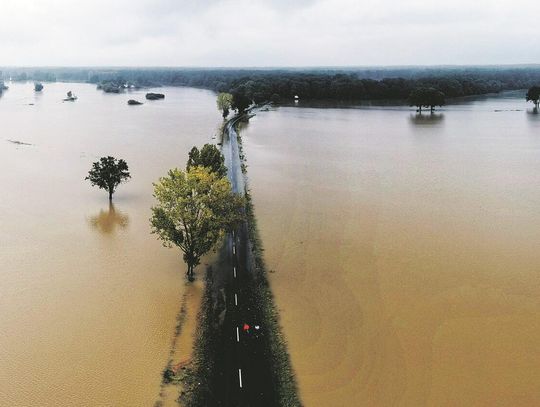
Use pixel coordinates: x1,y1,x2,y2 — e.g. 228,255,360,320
208,117,277,406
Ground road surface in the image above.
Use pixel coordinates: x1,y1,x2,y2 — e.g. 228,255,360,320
207,116,278,406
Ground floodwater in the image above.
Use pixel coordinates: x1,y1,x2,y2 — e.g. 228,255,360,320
0,82,220,406
242,95,540,406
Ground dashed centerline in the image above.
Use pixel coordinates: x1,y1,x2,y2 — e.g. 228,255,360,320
233,266,236,278
238,369,243,388
233,244,236,255
236,327,240,342
234,293,238,306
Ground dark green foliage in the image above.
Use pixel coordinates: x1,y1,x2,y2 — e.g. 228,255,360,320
526,86,540,107
162,368,175,384
408,87,446,113
231,89,251,112
7,66,540,102
186,144,227,178
85,156,131,200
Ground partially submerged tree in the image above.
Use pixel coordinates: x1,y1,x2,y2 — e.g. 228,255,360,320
217,92,233,118
86,156,131,200
409,87,446,113
526,86,540,108
150,166,243,280
186,144,228,178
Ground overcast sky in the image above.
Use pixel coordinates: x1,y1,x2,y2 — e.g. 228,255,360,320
1,0,539,67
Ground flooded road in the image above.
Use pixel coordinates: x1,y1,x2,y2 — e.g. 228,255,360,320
0,82,220,406
242,96,540,406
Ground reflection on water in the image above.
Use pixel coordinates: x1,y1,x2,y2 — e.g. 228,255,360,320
0,82,219,406
243,99,540,406
89,203,129,234
409,112,444,126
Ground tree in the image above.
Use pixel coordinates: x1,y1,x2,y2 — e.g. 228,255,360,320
150,166,243,280
186,144,228,178
231,89,251,113
526,86,540,108
217,92,233,118
86,156,131,200
408,87,446,113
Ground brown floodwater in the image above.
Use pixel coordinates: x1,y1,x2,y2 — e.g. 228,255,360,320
0,82,220,406
242,96,540,406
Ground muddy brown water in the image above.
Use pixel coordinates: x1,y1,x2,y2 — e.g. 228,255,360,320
242,96,540,406
0,82,220,406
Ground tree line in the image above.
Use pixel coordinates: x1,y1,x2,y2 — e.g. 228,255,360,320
5,66,540,102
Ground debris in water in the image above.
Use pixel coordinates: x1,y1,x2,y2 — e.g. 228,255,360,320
7,139,33,146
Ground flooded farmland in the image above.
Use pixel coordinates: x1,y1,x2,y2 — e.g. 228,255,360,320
242,95,540,406
0,82,220,406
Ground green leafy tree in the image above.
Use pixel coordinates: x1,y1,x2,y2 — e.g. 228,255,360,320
86,156,131,200
231,89,251,113
526,86,540,108
186,144,228,178
408,87,446,113
150,166,243,280
217,92,233,118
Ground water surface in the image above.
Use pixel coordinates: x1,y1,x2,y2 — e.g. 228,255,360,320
242,96,540,406
0,82,220,406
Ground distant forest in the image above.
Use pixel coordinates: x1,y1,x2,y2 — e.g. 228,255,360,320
2,66,540,102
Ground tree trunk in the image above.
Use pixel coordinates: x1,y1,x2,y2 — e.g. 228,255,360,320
430,105,434,113
418,106,422,113
187,264,194,281
108,190,113,200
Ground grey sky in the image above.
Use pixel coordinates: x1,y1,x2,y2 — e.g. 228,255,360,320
0,0,538,66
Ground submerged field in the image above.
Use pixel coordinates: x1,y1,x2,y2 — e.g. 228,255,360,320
242,95,540,406
0,82,220,406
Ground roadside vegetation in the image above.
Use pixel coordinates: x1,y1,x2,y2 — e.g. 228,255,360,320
150,148,243,281
216,92,233,118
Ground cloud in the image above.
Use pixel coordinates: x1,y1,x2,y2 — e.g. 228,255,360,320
0,0,539,66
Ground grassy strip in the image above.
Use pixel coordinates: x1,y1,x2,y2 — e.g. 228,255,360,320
178,265,217,406
235,116,302,406
244,190,302,406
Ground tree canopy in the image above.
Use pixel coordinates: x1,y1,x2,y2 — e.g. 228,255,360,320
408,87,446,113
187,144,228,178
217,92,233,118
231,89,251,113
526,86,540,108
150,166,243,280
85,156,131,200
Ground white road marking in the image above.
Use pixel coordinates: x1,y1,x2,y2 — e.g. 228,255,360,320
233,245,236,255
238,369,243,388
236,327,240,342
235,293,238,306
233,266,236,278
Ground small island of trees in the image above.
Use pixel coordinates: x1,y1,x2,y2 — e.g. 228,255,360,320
526,86,540,109
408,87,446,113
